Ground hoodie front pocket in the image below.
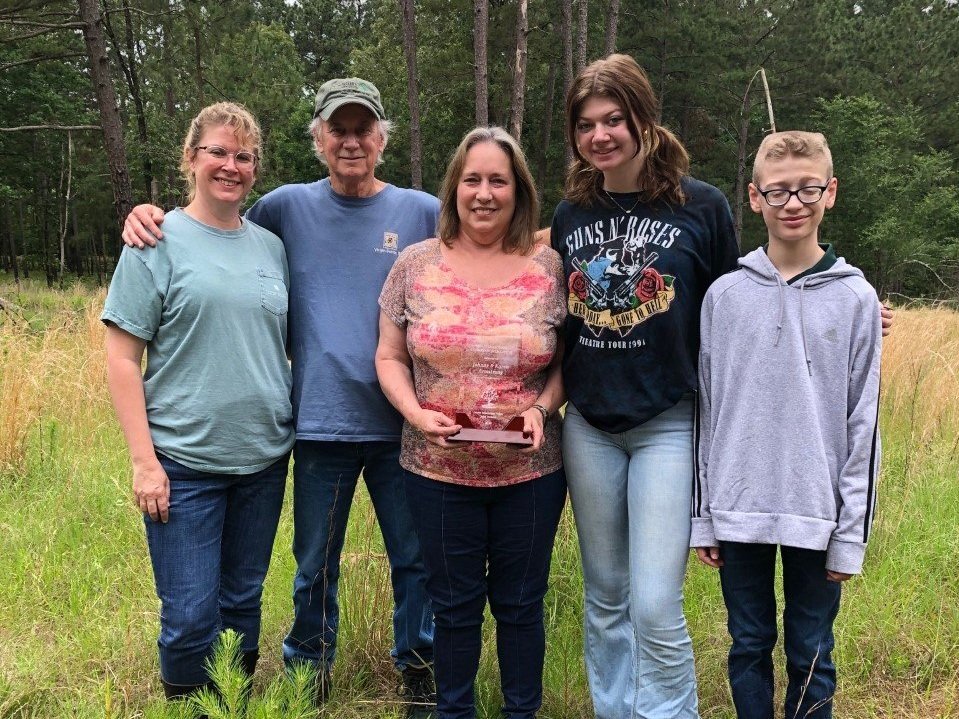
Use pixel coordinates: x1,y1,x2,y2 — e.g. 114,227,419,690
257,268,288,316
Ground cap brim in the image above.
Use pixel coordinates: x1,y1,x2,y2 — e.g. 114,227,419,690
316,97,384,121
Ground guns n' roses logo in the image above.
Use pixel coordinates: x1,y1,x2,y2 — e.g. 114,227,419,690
567,241,676,337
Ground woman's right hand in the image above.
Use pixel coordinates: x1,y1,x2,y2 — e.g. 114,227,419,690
133,457,170,523
411,409,462,447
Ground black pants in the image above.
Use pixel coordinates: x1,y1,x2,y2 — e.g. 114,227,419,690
719,543,842,719
404,469,567,719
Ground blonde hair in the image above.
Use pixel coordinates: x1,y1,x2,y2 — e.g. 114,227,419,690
180,102,262,201
752,131,833,184
438,126,540,255
565,54,689,207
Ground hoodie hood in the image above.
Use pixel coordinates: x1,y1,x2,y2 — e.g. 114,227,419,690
738,246,864,287
737,246,865,375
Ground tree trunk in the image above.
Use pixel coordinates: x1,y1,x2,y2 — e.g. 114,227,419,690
473,0,489,126
399,0,423,189
561,0,574,165
4,205,19,288
99,225,109,283
103,0,152,197
603,0,620,55
17,198,28,279
123,0,153,197
161,1,178,206
657,2,668,123
71,203,81,278
734,69,774,251
733,90,751,252
186,5,205,104
58,131,73,287
40,173,54,288
77,0,134,236
575,0,588,71
537,63,557,191
508,0,529,141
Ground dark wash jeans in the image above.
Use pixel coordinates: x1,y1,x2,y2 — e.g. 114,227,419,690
719,542,842,719
145,453,288,686
404,468,567,719
283,440,434,671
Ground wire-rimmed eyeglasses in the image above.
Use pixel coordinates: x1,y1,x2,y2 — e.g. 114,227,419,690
195,145,259,166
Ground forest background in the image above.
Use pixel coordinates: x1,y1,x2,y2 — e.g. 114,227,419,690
1,0,959,301
2,2,959,718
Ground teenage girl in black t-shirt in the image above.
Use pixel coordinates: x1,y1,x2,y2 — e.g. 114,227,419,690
550,54,739,719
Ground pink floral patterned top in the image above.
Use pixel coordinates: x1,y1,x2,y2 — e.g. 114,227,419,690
379,238,566,487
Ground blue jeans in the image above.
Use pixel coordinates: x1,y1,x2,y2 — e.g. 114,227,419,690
404,469,567,719
145,453,288,687
563,398,697,719
283,440,433,671
719,543,841,719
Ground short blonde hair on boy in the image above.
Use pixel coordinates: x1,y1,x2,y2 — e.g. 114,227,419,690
752,131,833,185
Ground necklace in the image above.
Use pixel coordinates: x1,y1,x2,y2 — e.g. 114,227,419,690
604,189,642,215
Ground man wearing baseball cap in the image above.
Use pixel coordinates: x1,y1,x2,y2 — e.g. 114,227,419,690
122,78,438,716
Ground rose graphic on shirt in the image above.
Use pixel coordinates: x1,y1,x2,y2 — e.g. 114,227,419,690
564,228,678,338
635,267,665,303
568,270,588,300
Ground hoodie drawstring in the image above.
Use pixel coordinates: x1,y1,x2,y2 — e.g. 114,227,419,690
799,277,812,376
774,276,785,347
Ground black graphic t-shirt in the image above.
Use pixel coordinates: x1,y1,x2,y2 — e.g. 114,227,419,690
551,176,739,433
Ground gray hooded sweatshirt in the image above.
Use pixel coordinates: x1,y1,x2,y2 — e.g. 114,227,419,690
691,247,882,574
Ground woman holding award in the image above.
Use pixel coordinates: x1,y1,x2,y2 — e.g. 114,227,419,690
375,126,566,719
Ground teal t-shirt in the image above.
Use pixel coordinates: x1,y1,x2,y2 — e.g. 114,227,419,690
102,208,295,474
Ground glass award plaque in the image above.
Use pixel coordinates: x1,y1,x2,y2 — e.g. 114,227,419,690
448,332,532,445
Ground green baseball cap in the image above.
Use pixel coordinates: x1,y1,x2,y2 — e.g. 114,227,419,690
313,77,386,121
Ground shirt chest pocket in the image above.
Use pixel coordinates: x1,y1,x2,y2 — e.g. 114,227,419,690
257,268,288,316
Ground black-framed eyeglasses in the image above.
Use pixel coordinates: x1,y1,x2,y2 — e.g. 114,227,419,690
195,145,258,166
757,184,829,207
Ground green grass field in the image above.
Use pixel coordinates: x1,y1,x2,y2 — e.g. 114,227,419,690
1,277,957,718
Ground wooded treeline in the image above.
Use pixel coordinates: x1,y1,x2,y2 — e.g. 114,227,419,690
1,0,957,299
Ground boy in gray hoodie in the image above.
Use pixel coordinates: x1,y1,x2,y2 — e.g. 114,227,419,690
691,131,882,719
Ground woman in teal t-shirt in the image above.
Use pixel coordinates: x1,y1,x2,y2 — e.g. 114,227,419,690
102,103,294,701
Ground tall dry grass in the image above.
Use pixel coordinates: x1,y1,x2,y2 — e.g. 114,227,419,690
2,280,958,718
880,305,959,446
0,285,109,476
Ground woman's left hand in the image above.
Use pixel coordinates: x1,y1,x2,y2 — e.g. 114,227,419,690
518,407,546,452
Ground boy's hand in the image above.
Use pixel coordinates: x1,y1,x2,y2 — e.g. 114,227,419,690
880,304,893,337
695,546,723,568
826,570,852,582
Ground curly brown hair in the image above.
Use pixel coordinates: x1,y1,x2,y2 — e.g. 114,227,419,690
565,54,689,207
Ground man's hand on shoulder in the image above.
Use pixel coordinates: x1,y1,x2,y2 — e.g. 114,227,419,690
880,304,893,338
122,204,166,249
